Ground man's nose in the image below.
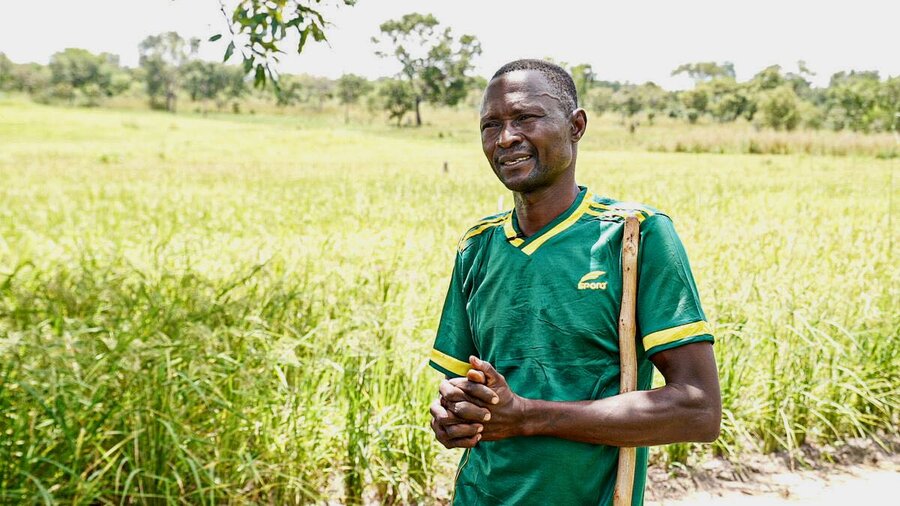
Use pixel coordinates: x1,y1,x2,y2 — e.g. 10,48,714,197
497,122,522,148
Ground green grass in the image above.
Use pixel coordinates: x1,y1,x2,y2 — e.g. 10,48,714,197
0,97,897,504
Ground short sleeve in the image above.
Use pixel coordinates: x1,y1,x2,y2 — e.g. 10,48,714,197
636,215,714,357
429,252,478,377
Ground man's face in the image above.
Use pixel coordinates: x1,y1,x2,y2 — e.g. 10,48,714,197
479,70,581,193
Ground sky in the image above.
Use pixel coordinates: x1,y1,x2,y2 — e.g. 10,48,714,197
2,0,898,90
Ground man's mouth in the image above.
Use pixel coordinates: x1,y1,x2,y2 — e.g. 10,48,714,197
499,154,532,167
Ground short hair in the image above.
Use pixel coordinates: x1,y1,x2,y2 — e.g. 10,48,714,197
491,59,578,114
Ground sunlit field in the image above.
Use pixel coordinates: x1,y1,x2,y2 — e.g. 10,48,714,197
0,97,897,504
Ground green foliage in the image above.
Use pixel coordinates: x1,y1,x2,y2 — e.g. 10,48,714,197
6,62,51,95
221,0,358,88
672,61,736,82
587,86,614,116
373,78,416,126
0,53,13,91
45,48,129,106
569,63,595,109
756,84,801,131
701,78,755,122
373,12,482,125
181,60,247,104
336,74,373,124
612,86,644,118
679,87,709,124
750,64,786,91
825,71,896,132
273,74,303,106
138,32,199,112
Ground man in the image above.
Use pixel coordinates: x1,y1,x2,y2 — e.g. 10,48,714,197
427,59,721,505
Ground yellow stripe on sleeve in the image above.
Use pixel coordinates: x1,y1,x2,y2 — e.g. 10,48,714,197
642,321,713,350
429,348,471,377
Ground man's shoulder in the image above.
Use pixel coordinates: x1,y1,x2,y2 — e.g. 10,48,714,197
456,210,511,253
586,195,669,224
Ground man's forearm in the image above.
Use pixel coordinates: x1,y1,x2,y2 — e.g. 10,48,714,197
444,345,721,447
519,383,720,446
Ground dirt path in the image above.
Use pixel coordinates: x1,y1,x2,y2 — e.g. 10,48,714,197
643,437,898,505
647,461,898,505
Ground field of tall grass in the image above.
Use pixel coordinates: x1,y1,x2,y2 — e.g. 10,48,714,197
0,96,897,504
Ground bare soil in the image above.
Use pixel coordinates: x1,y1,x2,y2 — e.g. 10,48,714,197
645,437,899,505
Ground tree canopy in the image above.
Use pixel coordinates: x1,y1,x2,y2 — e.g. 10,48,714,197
215,0,358,88
372,12,482,126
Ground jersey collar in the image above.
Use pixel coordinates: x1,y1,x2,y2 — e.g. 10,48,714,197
503,186,593,255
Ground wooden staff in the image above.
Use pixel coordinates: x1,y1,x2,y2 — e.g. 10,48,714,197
613,214,640,506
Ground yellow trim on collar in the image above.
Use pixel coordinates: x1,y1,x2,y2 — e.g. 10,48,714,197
503,213,525,246
520,192,593,255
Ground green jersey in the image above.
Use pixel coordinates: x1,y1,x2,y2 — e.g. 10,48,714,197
429,186,714,505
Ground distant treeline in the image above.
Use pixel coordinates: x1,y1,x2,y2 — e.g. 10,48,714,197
1,31,897,133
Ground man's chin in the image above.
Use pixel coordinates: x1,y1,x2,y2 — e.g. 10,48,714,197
498,175,543,194
496,169,540,193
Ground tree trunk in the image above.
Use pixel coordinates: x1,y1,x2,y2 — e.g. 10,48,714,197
345,103,350,124
415,96,422,126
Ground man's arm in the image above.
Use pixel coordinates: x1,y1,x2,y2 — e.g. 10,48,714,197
444,344,721,446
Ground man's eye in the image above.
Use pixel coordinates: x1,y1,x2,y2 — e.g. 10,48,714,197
481,122,499,131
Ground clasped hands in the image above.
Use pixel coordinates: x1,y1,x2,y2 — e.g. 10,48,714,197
429,356,528,448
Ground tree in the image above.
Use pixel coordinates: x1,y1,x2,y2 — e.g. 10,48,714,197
757,85,801,131
336,74,372,124
611,85,644,132
373,79,415,126
47,48,127,106
139,32,199,112
216,0,358,88
636,82,668,125
372,13,482,126
749,65,785,91
587,86,615,117
701,78,754,122
0,53,13,91
181,61,246,109
672,61,736,83
273,74,303,106
824,71,887,132
569,63,595,109
10,63,51,95
679,87,709,124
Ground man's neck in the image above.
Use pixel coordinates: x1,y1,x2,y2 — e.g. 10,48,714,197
513,181,581,237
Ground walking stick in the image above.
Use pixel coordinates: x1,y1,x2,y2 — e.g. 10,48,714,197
613,214,640,506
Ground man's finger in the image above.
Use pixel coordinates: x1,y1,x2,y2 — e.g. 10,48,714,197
467,369,486,384
439,378,463,399
469,355,503,388
445,422,483,439
441,434,482,449
430,398,447,419
447,400,492,422
458,378,499,405
444,378,494,407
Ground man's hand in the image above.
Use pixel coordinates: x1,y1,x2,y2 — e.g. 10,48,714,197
429,367,497,448
429,396,483,448
444,356,529,441
430,356,530,446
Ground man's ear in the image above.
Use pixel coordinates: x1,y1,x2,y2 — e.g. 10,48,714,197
570,108,588,142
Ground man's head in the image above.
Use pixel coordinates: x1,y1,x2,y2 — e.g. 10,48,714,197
480,59,587,194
